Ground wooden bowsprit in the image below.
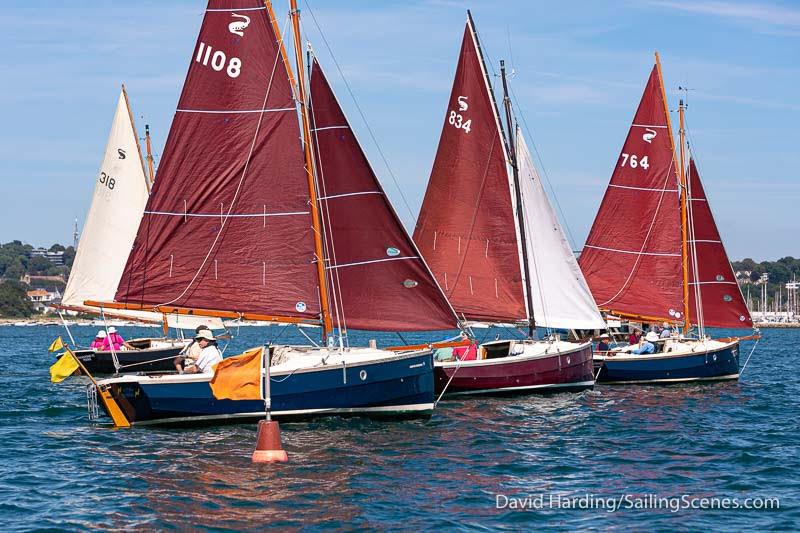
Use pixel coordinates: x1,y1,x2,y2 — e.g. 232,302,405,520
63,346,131,428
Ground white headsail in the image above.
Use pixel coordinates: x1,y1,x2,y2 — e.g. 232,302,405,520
62,87,222,331
516,128,606,330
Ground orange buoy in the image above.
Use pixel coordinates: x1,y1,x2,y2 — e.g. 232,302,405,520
252,419,288,463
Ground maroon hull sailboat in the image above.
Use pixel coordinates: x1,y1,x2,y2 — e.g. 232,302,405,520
414,12,606,396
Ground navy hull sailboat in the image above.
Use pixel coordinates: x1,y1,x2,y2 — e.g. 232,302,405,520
85,0,460,425
580,53,757,384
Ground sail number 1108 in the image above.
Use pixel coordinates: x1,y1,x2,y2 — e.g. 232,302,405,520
195,42,241,78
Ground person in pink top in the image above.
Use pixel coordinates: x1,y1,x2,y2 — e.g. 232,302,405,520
106,327,133,350
90,330,107,349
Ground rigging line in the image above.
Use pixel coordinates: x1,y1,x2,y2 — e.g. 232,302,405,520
302,0,416,226
508,83,579,251
154,15,291,309
447,135,498,299
596,158,678,308
516,129,552,333
686,155,705,335
476,32,579,254
684,115,749,321
307,55,348,344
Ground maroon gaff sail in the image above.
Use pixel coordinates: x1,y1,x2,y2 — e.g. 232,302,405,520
579,64,684,322
309,60,457,331
687,158,752,328
115,1,320,320
413,19,526,324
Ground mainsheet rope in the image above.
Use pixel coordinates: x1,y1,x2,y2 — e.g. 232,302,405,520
155,15,291,308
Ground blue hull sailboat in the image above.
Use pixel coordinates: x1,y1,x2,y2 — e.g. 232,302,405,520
86,0,460,426
579,54,757,384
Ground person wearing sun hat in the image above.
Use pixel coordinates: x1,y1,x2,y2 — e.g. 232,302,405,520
631,331,659,355
174,324,211,372
597,333,611,352
90,330,107,350
183,328,222,374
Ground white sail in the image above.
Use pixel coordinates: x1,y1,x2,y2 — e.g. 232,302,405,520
62,88,223,331
516,128,606,330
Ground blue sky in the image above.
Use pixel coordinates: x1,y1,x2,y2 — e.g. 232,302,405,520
1,0,797,260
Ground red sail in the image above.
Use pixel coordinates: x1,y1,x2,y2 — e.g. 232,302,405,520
309,60,457,331
115,1,320,320
579,64,684,322
687,159,752,328
413,20,526,324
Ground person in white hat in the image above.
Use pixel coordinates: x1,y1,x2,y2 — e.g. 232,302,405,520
597,333,611,352
105,326,133,351
631,331,659,355
174,325,211,372
90,330,107,350
183,329,222,374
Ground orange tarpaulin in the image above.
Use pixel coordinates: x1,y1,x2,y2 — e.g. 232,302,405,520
209,347,264,401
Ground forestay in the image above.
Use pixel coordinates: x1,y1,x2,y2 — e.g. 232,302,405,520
309,60,457,331
516,129,606,330
115,1,320,321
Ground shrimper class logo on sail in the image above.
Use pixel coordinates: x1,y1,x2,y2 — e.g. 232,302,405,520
495,493,780,513
193,12,250,79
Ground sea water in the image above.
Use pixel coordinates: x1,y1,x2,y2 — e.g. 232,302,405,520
0,324,796,530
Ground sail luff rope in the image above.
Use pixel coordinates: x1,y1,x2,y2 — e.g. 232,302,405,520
154,15,290,309
307,54,349,347
596,157,678,308
515,127,553,336
302,0,417,227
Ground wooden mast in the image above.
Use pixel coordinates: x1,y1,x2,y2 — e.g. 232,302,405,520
289,0,333,339
121,84,151,194
654,52,689,332
500,60,536,338
144,124,156,189
678,98,691,333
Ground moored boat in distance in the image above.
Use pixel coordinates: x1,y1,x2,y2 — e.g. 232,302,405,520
413,12,605,396
580,53,757,384
86,0,462,425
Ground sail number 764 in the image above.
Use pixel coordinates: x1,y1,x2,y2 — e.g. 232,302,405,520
620,153,650,170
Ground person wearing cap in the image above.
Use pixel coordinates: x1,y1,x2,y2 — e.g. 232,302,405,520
660,322,672,338
631,331,659,355
106,326,133,351
90,330,107,350
597,333,611,352
174,325,211,372
182,329,222,374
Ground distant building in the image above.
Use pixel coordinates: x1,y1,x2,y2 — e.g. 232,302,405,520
20,274,66,285
26,288,62,313
29,248,64,266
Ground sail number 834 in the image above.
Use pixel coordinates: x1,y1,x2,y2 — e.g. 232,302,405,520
620,153,650,170
448,112,472,134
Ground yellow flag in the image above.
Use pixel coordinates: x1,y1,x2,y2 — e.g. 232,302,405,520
209,347,264,401
48,336,64,352
50,351,79,383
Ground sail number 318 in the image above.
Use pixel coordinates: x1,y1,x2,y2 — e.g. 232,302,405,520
195,42,241,78
620,153,650,170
